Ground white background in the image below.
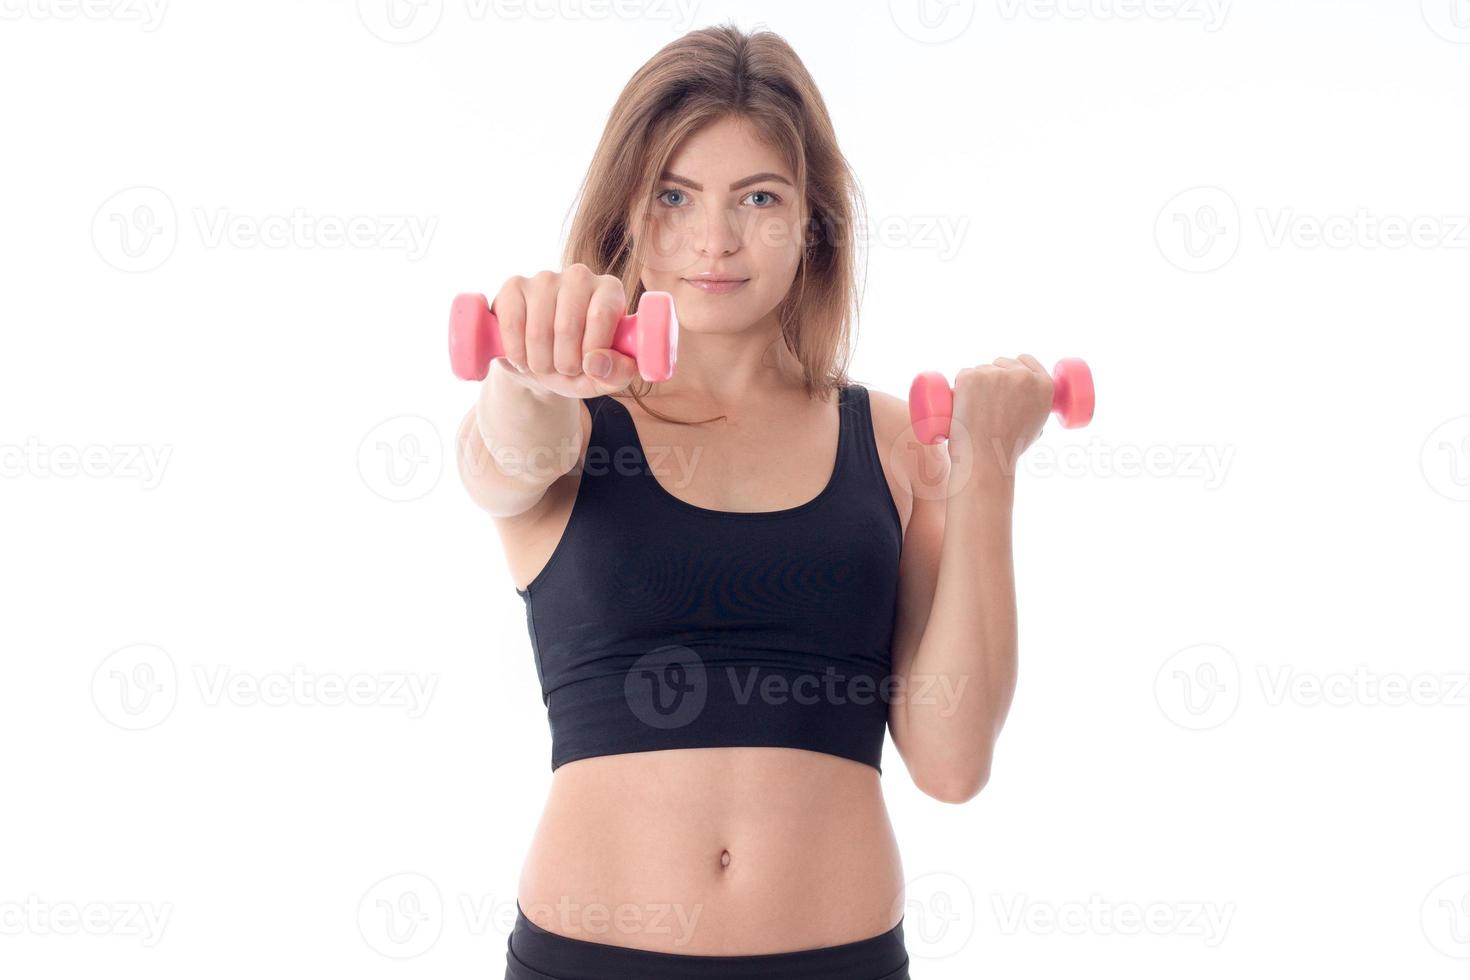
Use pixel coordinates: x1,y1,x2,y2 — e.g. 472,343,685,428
3,1,1468,977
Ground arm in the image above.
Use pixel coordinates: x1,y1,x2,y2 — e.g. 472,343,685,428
883,358,1052,803
888,458,1017,804
456,358,583,518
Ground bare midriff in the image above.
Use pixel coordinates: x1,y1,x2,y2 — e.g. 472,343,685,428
516,745,906,956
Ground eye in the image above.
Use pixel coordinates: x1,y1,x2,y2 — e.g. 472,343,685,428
656,188,689,208
745,190,782,208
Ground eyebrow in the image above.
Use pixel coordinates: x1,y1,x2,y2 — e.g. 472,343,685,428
659,171,793,192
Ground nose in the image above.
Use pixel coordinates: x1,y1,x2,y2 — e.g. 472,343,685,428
695,206,742,258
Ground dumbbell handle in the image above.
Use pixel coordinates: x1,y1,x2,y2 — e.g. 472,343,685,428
448,291,678,382
909,357,1095,445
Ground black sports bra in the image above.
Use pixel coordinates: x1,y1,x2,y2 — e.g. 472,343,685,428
516,383,904,772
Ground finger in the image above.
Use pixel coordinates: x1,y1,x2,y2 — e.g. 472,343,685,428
553,264,596,376
583,275,628,358
492,277,528,372
993,356,1022,370
1016,353,1046,375
523,270,558,376
583,349,640,394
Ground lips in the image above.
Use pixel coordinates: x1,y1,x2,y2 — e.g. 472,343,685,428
683,277,749,294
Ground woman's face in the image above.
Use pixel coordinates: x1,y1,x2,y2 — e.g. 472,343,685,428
635,115,805,335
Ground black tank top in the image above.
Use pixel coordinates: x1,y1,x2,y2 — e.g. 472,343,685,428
517,384,904,773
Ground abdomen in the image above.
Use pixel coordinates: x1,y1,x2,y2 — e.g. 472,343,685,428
516,746,905,955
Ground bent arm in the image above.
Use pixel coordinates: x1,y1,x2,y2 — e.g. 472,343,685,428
889,452,1019,805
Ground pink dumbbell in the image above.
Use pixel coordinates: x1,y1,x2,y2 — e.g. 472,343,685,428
448,291,679,382
908,358,1095,445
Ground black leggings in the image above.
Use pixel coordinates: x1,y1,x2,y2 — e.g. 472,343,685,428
504,903,910,980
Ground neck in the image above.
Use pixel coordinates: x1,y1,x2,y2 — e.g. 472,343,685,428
648,311,805,407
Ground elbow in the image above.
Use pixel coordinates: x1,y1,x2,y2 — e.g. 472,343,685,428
915,759,991,805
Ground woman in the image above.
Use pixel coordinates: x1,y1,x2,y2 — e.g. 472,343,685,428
456,23,1054,980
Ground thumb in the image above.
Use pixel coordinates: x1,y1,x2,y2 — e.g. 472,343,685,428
582,348,640,392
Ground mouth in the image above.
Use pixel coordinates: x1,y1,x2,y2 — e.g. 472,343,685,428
682,276,750,294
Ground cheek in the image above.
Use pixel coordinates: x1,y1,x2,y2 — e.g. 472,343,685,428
747,211,803,269
640,210,700,279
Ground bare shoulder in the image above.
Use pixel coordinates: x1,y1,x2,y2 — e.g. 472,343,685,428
858,387,907,493
861,384,950,493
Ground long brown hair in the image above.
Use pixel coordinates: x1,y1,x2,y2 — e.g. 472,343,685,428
560,22,868,422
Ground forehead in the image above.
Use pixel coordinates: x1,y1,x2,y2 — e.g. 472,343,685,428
665,116,793,179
